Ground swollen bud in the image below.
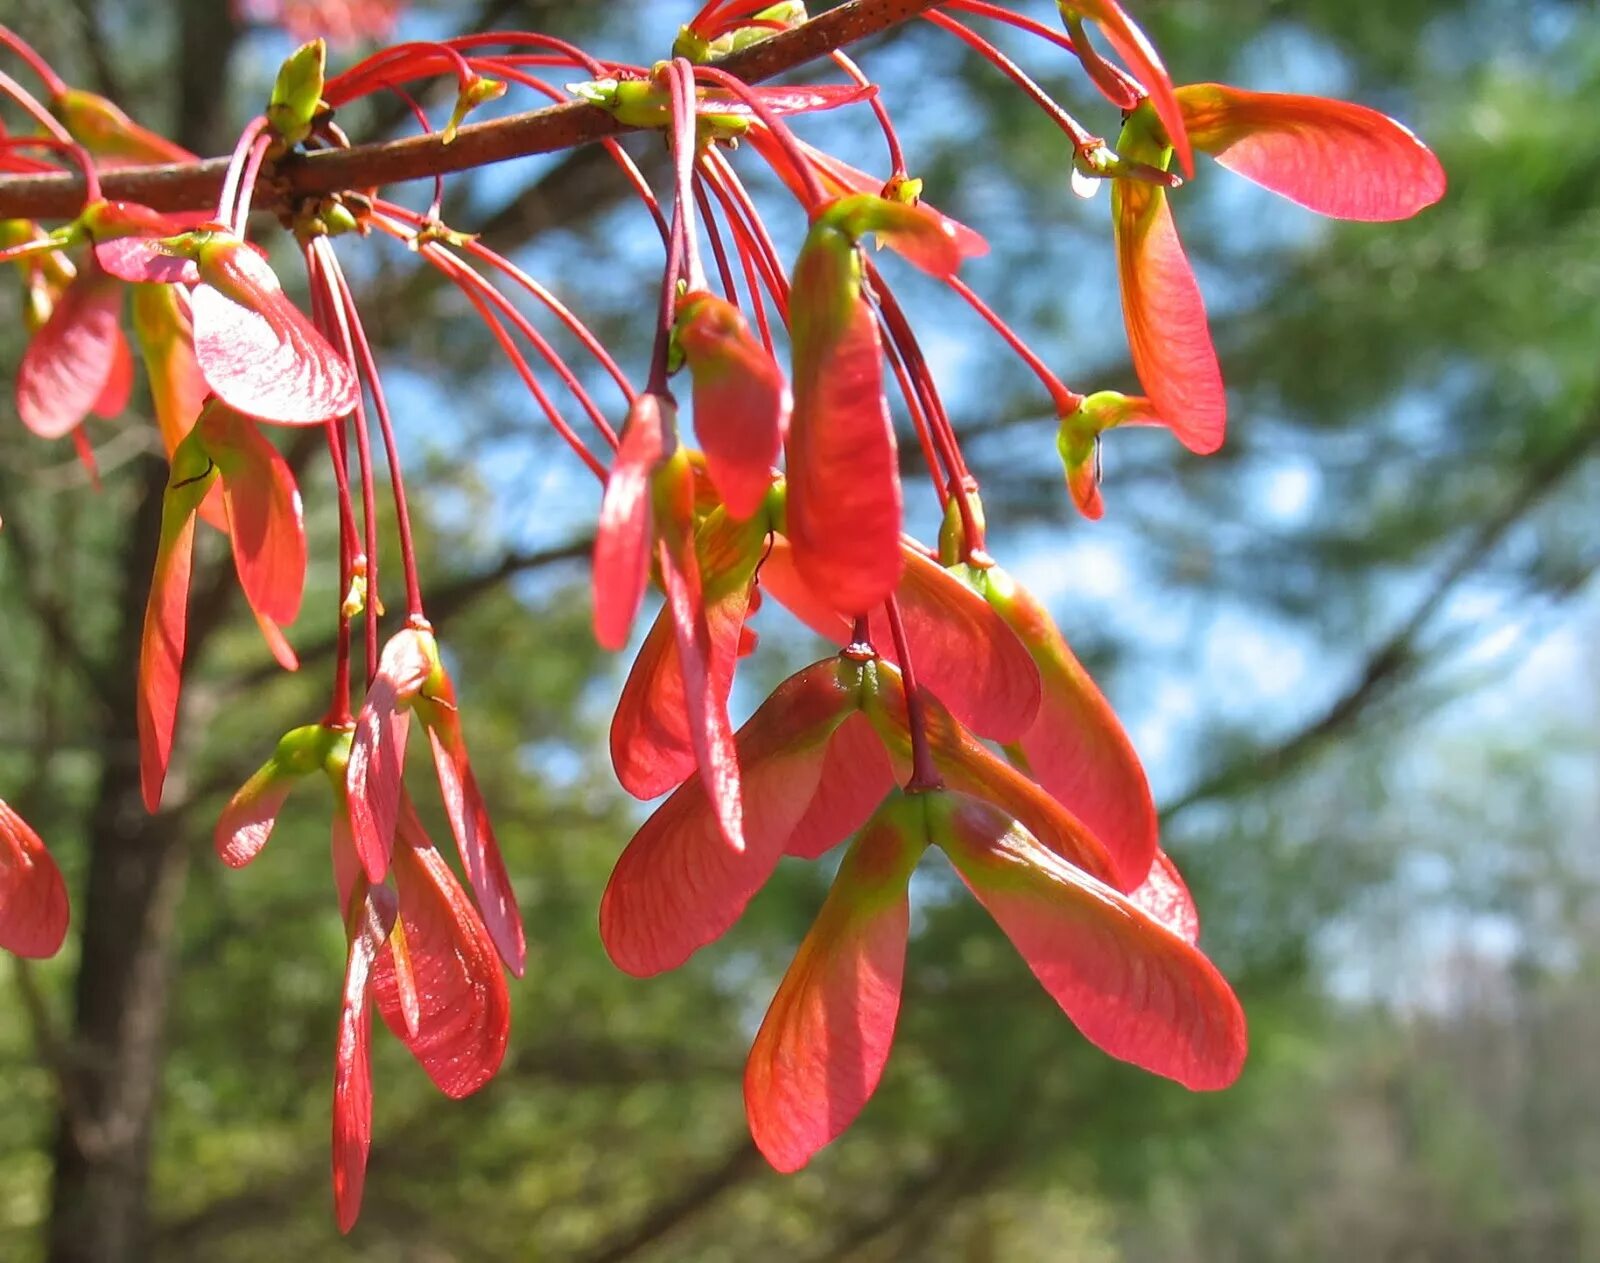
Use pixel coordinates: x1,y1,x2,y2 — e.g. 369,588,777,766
268,39,328,148
443,76,507,145
673,2,809,63
51,88,191,165
1056,390,1161,519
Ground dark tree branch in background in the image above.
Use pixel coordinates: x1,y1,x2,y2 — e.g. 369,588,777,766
0,0,946,220
1162,402,1600,821
0,502,115,706
224,534,593,701
575,1140,762,1263
153,1043,742,1253
67,0,124,102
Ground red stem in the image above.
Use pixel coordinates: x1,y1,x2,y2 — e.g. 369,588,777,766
700,163,779,351
217,115,270,229
831,51,907,176
694,178,740,306
693,63,828,209
885,597,942,792
0,26,69,97
946,274,1082,415
924,11,1098,151
321,244,428,620
307,239,374,699
404,231,609,482
667,59,706,292
0,68,74,144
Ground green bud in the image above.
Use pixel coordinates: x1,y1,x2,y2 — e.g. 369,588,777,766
268,39,327,147
1115,100,1174,171
443,76,507,145
271,723,346,779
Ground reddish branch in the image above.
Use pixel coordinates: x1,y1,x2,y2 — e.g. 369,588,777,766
0,0,947,220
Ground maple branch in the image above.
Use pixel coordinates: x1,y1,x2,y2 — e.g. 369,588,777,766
0,0,947,221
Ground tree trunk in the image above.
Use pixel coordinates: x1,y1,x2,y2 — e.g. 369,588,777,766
43,6,240,1254
43,458,186,1263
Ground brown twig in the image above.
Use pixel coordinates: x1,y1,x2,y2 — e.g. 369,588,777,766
0,0,947,221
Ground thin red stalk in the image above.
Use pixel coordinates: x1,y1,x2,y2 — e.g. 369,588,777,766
382,83,448,221
472,58,668,245
700,149,790,315
690,0,726,29
831,51,907,176
694,63,828,208
303,248,365,557
218,115,270,228
309,237,381,686
458,235,636,418
694,178,740,305
650,195,689,396
946,0,1143,102
398,231,608,481
946,274,1082,414
701,164,778,350
923,11,1098,151
868,262,987,555
230,130,275,233
881,311,950,506
322,244,427,620
438,256,618,451
324,41,479,108
885,597,942,791
667,59,705,291
0,27,68,97
0,69,73,144
444,31,608,77
868,262,965,481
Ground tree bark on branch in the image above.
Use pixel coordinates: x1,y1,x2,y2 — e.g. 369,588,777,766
0,0,946,221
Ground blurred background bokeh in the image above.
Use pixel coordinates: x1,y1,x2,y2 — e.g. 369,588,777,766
2,0,1596,1259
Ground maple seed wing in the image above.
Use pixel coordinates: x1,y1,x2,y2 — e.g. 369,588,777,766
1113,179,1226,454
90,327,135,419
192,241,358,425
659,532,744,853
745,803,918,1173
592,395,668,651
0,800,71,959
869,550,1042,743
610,585,749,799
678,295,789,520
16,268,124,440
347,629,434,882
785,228,903,615
214,762,297,869
201,404,308,631
1178,84,1447,222
421,705,528,977
332,886,392,1235
940,798,1246,1090
983,567,1159,888
785,712,897,860
137,444,216,812
369,814,511,1096
599,663,858,976
1130,848,1201,945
